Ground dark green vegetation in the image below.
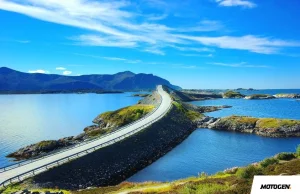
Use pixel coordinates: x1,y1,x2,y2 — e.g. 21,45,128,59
222,90,245,98
210,116,300,137
132,94,150,97
0,67,180,93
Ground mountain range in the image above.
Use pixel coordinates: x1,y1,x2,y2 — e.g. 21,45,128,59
0,67,181,93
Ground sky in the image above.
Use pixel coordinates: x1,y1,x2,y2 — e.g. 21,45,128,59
0,0,300,89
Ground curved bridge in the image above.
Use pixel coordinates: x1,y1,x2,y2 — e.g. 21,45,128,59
0,85,172,188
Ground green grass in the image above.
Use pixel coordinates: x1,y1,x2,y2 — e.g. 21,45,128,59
276,152,296,161
260,158,279,168
257,118,300,129
1,182,70,194
248,94,271,98
178,183,230,194
236,165,263,179
172,101,203,121
223,90,244,98
36,140,57,150
97,105,154,128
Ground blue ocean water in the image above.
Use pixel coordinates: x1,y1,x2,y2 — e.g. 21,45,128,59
0,93,142,167
1,89,300,183
128,129,300,182
190,98,300,119
128,89,300,182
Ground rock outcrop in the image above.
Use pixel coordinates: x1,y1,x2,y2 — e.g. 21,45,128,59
196,116,300,137
245,94,275,100
274,94,300,98
222,91,245,98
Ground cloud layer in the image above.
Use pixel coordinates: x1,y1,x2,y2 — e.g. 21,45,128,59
216,0,256,8
0,0,298,55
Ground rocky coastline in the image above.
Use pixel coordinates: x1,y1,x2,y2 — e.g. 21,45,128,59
31,104,197,189
196,115,300,137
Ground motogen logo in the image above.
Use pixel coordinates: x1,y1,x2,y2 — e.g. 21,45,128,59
260,184,292,190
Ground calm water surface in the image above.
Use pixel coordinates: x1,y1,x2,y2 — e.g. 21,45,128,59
190,98,300,119
0,93,142,167
129,90,300,182
1,90,300,183
129,129,300,182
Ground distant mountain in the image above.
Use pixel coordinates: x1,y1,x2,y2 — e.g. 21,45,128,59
0,67,181,93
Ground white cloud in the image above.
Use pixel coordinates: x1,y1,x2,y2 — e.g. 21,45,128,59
176,35,300,54
216,0,257,8
147,13,168,21
28,69,49,73
15,40,30,44
0,0,298,55
63,71,72,75
170,45,215,52
178,20,223,32
56,67,66,70
143,47,165,55
102,57,127,61
210,62,269,68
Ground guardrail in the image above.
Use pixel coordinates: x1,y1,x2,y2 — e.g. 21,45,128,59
0,87,172,188
0,90,162,174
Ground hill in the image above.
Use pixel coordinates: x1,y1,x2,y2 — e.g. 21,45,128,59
0,67,181,93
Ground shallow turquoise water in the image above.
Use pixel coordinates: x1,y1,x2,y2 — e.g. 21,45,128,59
0,93,142,167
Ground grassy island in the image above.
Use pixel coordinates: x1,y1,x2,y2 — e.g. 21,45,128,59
94,104,155,128
223,90,245,98
245,94,275,99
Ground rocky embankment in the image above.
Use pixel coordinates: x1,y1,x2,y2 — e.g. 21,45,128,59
9,189,65,194
245,94,275,99
170,89,222,101
196,115,300,137
131,93,149,97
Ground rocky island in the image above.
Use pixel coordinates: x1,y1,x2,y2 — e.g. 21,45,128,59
274,93,300,98
3,86,300,192
245,94,275,99
222,90,245,98
197,115,300,137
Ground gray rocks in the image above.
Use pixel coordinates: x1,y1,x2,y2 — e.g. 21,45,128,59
12,190,64,194
7,138,76,160
131,93,149,97
274,94,300,98
196,115,300,137
138,91,161,106
245,94,275,100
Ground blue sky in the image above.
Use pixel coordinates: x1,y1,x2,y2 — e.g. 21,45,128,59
1,0,300,89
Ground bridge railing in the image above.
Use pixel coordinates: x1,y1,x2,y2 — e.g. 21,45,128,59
0,90,162,174
0,88,172,188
